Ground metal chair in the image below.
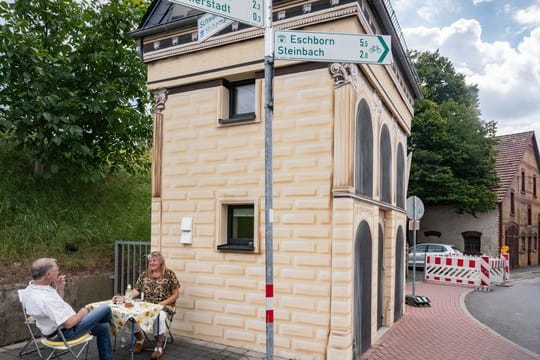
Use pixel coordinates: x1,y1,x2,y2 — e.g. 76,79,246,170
18,288,94,360
139,309,175,350
17,289,45,359
41,330,94,360
162,309,175,349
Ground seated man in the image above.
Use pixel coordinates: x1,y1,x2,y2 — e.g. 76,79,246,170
22,258,112,360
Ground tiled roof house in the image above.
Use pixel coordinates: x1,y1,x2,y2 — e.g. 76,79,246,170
418,131,540,269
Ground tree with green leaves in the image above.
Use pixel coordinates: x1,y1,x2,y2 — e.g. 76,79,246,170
0,0,152,182
408,50,498,215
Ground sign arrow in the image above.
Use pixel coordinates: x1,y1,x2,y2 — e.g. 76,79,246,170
377,35,390,63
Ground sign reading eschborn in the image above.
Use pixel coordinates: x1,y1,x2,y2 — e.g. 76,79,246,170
170,0,265,28
274,29,391,64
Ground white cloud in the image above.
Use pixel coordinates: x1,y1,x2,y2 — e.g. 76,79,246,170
472,0,493,5
513,2,540,27
402,15,540,136
392,0,462,26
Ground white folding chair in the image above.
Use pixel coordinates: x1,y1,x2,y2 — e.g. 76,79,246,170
18,288,94,360
41,330,94,360
18,289,45,359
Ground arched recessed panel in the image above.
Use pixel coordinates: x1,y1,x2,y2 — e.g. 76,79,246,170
396,143,405,208
354,220,372,357
394,226,404,321
355,99,373,197
380,125,392,203
377,224,384,329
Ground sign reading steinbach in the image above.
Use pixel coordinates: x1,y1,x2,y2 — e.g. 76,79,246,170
170,0,265,28
274,29,391,64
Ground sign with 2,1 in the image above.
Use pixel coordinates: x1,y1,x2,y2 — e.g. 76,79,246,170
170,0,265,28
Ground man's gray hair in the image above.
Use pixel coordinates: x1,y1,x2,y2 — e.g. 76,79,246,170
31,258,57,280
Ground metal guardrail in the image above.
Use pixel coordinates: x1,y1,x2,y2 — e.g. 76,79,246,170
114,240,151,295
382,0,410,56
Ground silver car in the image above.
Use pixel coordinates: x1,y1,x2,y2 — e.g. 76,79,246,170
408,243,462,268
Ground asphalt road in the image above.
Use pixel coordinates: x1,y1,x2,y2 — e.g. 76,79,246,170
465,277,540,355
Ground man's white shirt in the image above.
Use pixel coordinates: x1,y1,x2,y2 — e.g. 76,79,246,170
22,282,75,336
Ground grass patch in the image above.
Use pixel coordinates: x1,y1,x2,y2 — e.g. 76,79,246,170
0,145,151,280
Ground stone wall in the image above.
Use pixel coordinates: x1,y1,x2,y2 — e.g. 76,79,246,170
0,273,113,347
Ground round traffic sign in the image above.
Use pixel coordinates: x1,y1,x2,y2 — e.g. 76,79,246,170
406,196,424,220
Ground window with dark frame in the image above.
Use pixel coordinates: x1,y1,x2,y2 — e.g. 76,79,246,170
510,191,515,216
528,204,532,225
219,80,256,124
534,176,537,197
521,171,526,193
218,204,255,251
463,238,481,255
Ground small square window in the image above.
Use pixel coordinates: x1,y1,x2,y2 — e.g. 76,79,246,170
230,82,255,117
218,80,256,125
217,203,256,252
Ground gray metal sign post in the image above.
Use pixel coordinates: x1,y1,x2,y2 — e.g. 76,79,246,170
406,196,430,307
407,196,423,296
263,0,274,358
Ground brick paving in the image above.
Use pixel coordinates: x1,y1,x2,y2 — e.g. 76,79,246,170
363,281,540,360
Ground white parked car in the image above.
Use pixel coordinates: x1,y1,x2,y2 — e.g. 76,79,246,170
408,243,462,268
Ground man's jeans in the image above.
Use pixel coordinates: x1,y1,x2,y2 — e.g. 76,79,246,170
60,304,112,360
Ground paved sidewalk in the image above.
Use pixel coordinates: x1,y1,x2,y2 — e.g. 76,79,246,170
363,279,540,360
0,333,288,360
3,268,539,360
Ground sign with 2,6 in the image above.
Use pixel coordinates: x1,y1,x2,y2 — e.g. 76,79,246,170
170,0,265,28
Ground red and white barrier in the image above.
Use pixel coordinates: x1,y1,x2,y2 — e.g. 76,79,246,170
424,253,510,290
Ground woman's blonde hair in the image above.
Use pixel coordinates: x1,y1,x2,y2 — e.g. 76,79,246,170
147,251,167,277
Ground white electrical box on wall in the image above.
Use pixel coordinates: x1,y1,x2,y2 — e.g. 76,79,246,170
180,217,193,244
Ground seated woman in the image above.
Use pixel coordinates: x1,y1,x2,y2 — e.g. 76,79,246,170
114,251,180,360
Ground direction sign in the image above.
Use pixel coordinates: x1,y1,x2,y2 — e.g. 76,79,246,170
198,13,233,43
274,29,391,64
170,0,265,28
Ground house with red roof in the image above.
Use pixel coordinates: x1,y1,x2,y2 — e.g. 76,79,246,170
417,131,540,269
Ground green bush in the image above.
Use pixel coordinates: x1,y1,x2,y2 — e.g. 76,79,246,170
0,146,151,275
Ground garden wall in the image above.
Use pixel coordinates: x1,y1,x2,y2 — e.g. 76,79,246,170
0,273,113,347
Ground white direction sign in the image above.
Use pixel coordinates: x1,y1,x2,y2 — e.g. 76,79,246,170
274,30,391,64
170,0,265,28
198,13,233,42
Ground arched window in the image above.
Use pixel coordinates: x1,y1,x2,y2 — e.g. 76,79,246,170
355,99,373,197
396,143,405,208
380,125,392,203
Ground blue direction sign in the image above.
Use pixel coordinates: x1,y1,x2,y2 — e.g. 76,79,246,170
274,29,391,64
170,0,265,28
